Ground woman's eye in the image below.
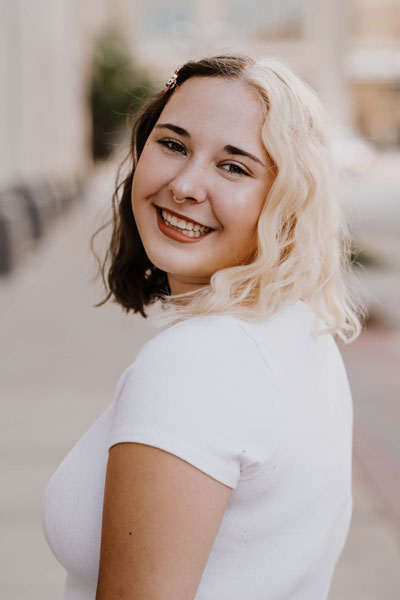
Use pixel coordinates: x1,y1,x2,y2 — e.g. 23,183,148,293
158,139,186,154
221,163,249,177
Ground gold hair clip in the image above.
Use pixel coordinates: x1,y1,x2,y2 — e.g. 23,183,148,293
164,69,179,92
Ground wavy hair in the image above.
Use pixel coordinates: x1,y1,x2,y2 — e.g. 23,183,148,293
91,54,368,343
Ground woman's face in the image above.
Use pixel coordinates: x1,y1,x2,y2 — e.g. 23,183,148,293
131,76,274,294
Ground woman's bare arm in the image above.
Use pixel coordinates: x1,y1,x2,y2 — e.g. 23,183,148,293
96,442,233,600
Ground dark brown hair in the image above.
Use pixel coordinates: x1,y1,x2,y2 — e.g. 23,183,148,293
91,54,254,317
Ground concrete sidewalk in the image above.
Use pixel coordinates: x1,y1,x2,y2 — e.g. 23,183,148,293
1,164,399,599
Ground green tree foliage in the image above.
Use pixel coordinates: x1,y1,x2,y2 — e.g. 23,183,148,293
90,27,154,159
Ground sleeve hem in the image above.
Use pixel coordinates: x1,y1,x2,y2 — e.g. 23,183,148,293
108,429,240,490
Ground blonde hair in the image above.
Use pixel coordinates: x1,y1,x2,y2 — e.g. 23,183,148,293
150,57,368,343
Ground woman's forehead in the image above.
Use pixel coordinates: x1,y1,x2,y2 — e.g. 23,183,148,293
158,76,265,145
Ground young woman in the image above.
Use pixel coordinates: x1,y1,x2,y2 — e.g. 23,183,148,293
42,54,367,600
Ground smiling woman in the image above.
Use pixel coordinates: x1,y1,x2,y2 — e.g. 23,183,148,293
90,54,365,339
42,54,368,600
131,76,274,295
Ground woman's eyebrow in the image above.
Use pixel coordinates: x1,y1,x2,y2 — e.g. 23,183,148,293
154,123,189,137
224,145,265,167
155,123,265,167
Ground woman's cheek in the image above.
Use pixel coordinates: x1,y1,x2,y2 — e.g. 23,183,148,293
213,191,254,230
133,160,164,201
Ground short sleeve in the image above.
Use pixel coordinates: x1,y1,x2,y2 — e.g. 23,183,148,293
108,315,278,489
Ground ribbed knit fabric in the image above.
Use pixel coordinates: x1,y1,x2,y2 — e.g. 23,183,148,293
42,300,353,599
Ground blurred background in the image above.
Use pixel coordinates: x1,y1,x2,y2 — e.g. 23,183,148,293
0,0,399,598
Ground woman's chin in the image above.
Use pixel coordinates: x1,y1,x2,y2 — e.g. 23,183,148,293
145,252,208,280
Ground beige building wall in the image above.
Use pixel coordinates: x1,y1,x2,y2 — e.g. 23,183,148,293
130,0,354,133
2,0,398,191
352,0,400,40
0,0,139,188
1,1,82,186
349,0,400,145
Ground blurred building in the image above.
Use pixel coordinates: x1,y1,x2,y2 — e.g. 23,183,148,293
349,0,400,146
134,0,350,128
0,0,139,188
134,0,400,146
1,0,399,191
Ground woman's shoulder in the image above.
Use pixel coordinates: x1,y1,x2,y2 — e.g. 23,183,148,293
114,314,261,405
138,313,248,363
236,299,318,338
141,300,316,358
116,313,261,390
114,300,322,404
117,301,319,389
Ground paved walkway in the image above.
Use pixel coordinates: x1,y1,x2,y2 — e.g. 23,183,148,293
1,163,399,599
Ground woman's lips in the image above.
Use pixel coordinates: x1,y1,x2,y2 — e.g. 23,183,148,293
157,206,210,229
155,206,212,244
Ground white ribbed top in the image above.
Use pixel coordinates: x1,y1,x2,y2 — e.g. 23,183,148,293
42,300,353,599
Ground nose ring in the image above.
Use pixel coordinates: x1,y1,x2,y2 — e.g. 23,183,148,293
171,191,186,204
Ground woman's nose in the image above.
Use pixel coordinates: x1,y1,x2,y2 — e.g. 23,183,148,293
170,160,208,204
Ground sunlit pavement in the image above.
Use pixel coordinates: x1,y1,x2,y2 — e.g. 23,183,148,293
331,327,400,600
331,152,400,599
340,153,400,536
1,159,399,599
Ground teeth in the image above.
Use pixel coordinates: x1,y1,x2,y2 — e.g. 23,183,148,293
161,209,210,235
